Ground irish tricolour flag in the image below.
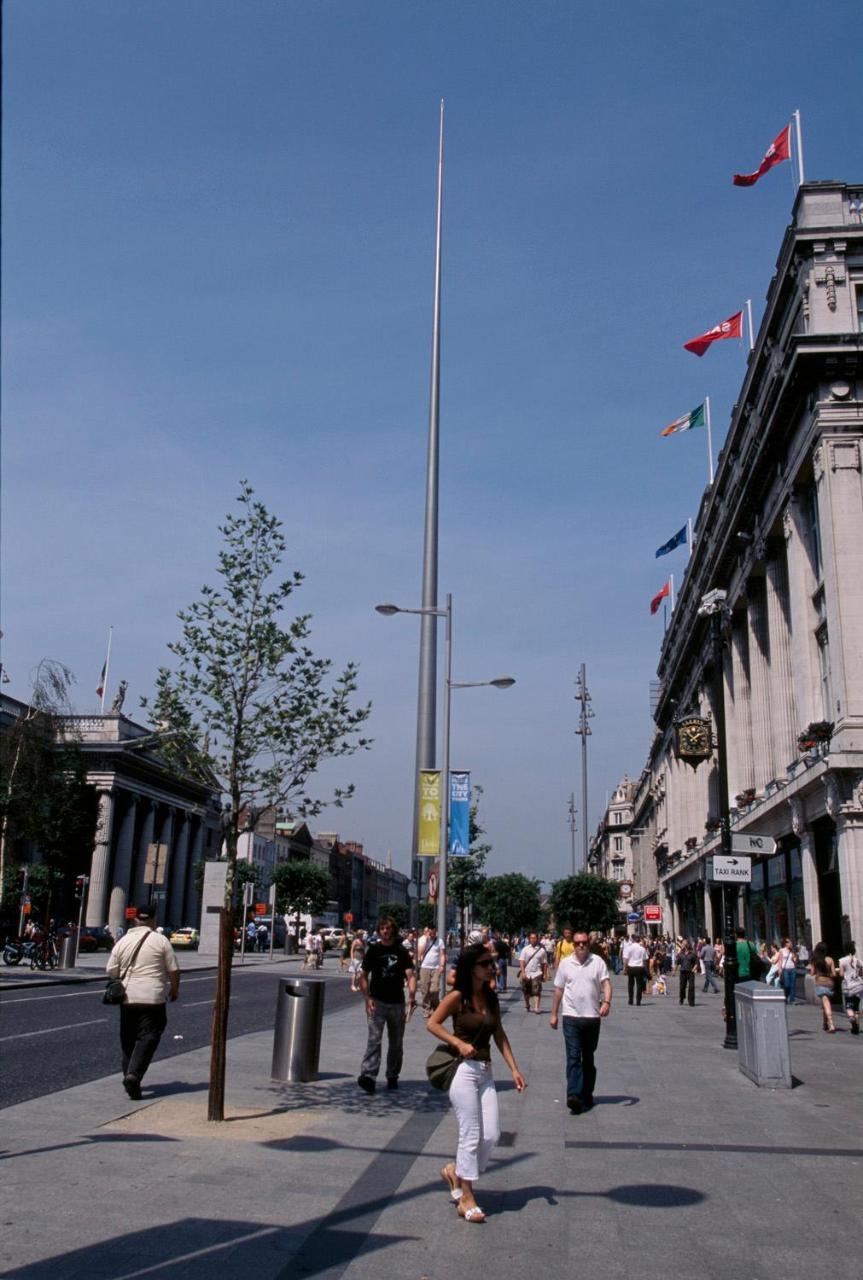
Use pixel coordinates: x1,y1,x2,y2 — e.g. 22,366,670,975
661,403,705,437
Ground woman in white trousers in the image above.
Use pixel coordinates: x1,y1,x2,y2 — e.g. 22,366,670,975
427,943,525,1223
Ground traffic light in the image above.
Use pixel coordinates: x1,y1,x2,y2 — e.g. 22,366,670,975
75,874,89,899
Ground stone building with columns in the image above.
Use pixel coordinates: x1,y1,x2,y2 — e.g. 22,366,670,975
63,712,223,933
629,181,863,956
588,776,637,924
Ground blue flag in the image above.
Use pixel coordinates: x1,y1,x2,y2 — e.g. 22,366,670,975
655,525,687,558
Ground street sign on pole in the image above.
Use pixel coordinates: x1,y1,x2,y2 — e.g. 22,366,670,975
712,855,752,883
730,833,777,856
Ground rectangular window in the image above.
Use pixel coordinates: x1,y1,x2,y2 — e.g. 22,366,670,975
855,282,863,333
613,812,623,825
612,864,625,881
613,836,624,852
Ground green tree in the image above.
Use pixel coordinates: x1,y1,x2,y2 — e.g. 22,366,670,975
417,901,436,930
143,482,371,1120
377,901,407,930
447,784,490,942
478,873,541,936
549,873,620,934
272,860,332,938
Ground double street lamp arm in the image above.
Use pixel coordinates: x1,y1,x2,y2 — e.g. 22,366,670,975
376,597,514,989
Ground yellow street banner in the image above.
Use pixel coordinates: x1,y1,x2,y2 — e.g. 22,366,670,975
417,769,441,856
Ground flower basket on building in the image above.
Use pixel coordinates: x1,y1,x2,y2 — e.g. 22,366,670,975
704,817,721,834
735,788,756,808
684,836,698,851
797,721,834,753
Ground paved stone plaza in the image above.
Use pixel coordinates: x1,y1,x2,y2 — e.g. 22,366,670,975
1,969,860,1279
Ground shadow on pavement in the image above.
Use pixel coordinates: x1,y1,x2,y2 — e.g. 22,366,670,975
266,1076,451,1116
0,1131,180,1163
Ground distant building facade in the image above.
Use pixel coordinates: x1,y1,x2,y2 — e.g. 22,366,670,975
589,776,636,925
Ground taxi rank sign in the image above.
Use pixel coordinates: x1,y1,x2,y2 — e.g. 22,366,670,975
711,855,752,883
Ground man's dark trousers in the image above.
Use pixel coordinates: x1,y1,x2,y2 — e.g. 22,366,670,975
679,971,695,1006
120,1004,168,1082
562,1016,601,1106
627,968,645,1005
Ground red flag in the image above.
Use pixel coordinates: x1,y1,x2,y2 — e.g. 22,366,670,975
733,124,791,187
683,310,743,357
650,581,670,616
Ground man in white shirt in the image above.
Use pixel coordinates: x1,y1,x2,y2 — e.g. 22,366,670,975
106,906,180,1100
418,926,445,1016
624,934,649,1006
549,931,612,1114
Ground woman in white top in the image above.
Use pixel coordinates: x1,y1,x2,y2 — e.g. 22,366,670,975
838,943,863,1036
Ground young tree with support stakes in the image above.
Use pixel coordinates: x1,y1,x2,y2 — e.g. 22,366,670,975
143,482,371,1121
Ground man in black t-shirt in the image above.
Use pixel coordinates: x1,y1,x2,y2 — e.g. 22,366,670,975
357,917,417,1094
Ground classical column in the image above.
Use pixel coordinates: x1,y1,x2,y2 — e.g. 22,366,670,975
168,811,191,926
132,800,156,909
721,632,739,805
85,790,115,926
747,579,775,790
825,774,863,951
185,817,206,925
783,496,819,731
812,435,863,745
790,795,819,949
108,794,138,934
765,551,799,774
730,618,754,793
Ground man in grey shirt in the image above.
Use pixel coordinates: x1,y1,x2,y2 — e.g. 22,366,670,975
106,906,180,1100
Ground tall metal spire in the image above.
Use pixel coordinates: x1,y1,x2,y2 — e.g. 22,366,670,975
412,102,445,895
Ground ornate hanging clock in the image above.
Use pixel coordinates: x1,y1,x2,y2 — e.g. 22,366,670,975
675,715,712,770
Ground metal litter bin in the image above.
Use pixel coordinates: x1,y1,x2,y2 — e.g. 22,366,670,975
271,977,325,1082
57,934,78,969
735,980,791,1088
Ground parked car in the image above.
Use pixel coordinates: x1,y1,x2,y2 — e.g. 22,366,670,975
77,926,115,952
169,927,200,950
320,927,347,951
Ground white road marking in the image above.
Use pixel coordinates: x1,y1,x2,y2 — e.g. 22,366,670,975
181,999,215,1008
0,1017,107,1041
0,974,218,1004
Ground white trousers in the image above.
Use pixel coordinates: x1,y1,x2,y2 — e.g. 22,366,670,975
449,1059,500,1183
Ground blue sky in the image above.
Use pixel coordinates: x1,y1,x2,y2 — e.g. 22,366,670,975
3,1,861,884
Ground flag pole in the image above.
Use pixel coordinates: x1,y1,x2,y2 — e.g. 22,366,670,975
704,395,715,485
793,109,804,186
100,626,113,714
687,517,694,559
745,299,755,352
670,574,675,611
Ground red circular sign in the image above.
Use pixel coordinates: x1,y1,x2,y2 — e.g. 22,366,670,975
428,871,439,899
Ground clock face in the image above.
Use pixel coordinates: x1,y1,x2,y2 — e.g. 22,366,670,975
677,718,711,760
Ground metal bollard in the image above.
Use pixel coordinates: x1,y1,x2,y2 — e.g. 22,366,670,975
57,935,78,969
271,977,326,1082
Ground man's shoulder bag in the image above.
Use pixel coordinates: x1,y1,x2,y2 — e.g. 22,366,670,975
103,930,152,1005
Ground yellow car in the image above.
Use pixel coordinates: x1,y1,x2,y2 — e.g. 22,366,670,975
169,927,200,950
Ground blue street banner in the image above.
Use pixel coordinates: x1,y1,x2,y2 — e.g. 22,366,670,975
449,771,471,856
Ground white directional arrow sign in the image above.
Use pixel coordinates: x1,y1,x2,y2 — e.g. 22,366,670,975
731,834,777,856
712,855,752,883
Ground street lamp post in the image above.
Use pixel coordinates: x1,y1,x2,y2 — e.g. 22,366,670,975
698,588,739,1049
377,596,514,993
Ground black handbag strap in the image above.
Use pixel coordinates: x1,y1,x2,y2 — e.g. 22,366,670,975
119,929,153,982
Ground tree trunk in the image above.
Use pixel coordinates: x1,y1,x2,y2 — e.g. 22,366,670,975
207,905,233,1121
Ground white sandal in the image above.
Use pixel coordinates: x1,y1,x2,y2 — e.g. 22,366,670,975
458,1204,486,1223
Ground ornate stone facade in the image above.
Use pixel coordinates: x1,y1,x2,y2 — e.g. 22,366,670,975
628,182,863,954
